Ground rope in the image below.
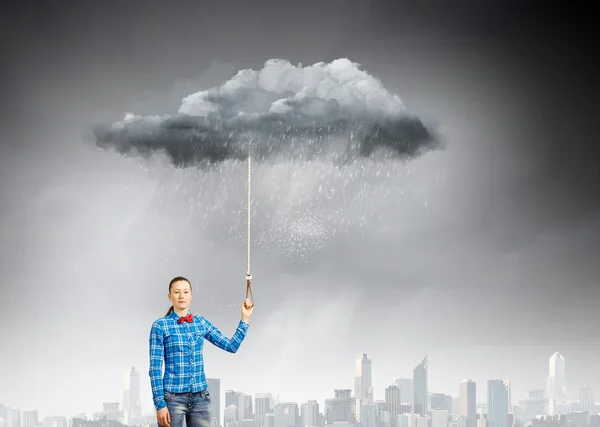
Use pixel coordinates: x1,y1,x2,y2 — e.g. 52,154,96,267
245,141,254,305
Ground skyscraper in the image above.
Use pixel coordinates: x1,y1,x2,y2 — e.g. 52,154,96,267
452,397,460,418
325,389,355,424
207,378,221,427
460,379,476,427
239,394,253,420
102,403,120,422
385,385,401,426
503,381,512,414
359,403,378,427
579,386,594,414
355,353,373,422
226,390,243,421
21,410,38,427
225,406,238,427
547,352,566,414
274,403,299,427
255,393,273,427
413,356,428,416
487,380,508,427
123,366,141,425
301,401,319,426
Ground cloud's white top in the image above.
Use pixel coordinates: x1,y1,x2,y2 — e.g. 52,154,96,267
178,58,406,119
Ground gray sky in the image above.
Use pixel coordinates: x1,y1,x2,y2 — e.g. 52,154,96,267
1,0,598,419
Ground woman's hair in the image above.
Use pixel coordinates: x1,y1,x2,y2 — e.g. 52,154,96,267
165,276,192,316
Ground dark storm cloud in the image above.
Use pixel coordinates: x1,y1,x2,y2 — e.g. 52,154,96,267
93,59,439,166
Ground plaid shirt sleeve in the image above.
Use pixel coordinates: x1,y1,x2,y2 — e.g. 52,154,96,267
202,318,249,353
149,321,167,410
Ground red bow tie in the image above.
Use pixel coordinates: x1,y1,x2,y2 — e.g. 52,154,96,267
178,313,193,324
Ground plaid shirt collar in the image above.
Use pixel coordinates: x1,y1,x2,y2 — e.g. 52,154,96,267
168,310,193,322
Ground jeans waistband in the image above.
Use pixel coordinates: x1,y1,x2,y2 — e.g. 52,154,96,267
169,389,209,397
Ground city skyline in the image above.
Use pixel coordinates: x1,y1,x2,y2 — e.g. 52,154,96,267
1,351,598,421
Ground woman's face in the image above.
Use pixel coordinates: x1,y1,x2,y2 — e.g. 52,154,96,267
168,280,192,311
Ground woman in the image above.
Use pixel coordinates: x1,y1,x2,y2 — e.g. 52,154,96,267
149,276,254,427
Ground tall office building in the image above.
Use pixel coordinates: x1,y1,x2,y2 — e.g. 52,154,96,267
355,353,374,402
487,380,508,427
225,406,238,427
123,366,141,425
355,353,373,422
207,378,221,427
226,391,243,407
255,393,273,427
460,379,477,427
547,352,566,415
385,385,401,426
226,391,244,420
360,403,379,427
503,382,512,414
274,403,298,427
579,386,594,414
101,403,120,422
3,407,20,427
301,401,319,426
325,389,355,424
413,356,428,416
21,411,38,427
0,404,7,423
239,394,254,421
452,398,460,418
2,407,21,427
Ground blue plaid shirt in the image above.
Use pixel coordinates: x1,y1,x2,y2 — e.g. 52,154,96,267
149,310,249,410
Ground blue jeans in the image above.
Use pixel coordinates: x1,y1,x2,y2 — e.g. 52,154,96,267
163,390,211,427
